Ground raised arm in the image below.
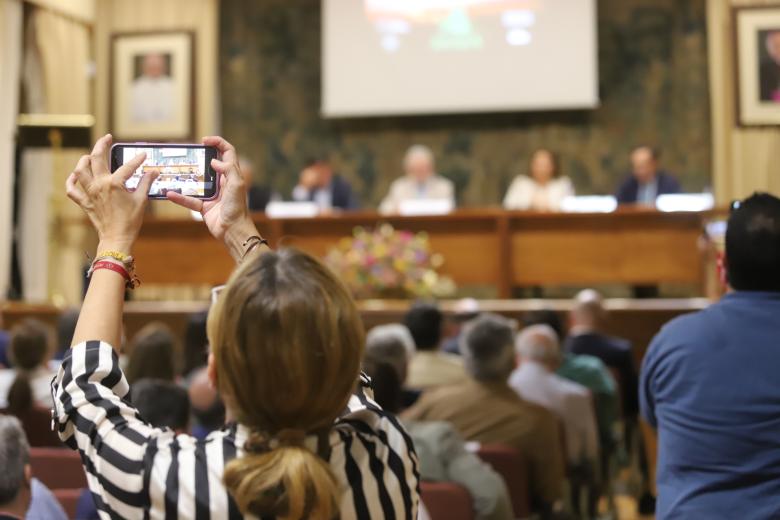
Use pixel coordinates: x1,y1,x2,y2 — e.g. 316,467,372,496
166,136,263,262
66,134,155,348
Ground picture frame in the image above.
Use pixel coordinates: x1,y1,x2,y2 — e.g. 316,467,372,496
110,31,195,141
734,6,780,126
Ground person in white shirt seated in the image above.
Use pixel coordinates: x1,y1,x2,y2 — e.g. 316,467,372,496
503,148,575,211
379,145,455,215
0,319,56,411
509,324,600,518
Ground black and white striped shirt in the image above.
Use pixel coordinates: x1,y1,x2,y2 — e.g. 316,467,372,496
52,341,420,519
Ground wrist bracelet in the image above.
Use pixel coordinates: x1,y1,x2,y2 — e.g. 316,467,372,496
241,235,269,260
88,259,141,289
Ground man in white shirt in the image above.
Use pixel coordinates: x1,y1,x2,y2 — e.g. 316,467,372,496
379,145,455,214
510,324,599,466
509,324,600,517
130,53,175,124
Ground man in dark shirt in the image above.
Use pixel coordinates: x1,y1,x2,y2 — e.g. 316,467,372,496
566,289,638,418
641,193,780,518
292,157,358,211
615,146,681,205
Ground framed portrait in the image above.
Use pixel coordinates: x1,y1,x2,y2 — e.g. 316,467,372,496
111,31,195,141
734,7,780,126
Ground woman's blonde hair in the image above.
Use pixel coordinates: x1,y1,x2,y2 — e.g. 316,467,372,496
207,248,364,519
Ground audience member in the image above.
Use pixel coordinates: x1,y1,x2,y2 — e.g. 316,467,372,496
442,298,481,355
130,379,190,433
292,157,358,211
567,289,638,418
511,324,600,518
182,311,208,378
615,146,681,205
641,193,780,518
503,148,575,211
364,323,420,408
404,313,565,513
0,320,54,411
0,415,67,520
366,359,513,520
522,310,619,449
0,415,30,520
511,324,599,468
123,322,177,385
403,302,467,389
239,156,277,212
379,145,455,214
54,134,419,518
186,366,226,440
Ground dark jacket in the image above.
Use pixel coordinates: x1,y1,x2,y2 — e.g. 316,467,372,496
615,171,681,204
565,332,638,416
300,175,358,210
247,185,274,212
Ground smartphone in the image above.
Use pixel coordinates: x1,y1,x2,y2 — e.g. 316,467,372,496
110,143,219,200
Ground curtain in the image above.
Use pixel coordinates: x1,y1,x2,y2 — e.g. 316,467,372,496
19,6,91,303
0,0,23,300
708,0,780,203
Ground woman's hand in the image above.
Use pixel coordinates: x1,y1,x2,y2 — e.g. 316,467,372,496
66,134,157,253
166,136,260,261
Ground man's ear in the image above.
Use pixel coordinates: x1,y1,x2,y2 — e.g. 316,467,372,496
717,252,729,287
24,464,32,487
207,352,217,390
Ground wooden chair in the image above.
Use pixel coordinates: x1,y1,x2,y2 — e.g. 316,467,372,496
476,444,531,519
53,488,83,519
1,408,62,447
29,447,87,490
420,481,475,520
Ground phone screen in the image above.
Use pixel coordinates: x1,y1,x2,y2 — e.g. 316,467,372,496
111,144,218,199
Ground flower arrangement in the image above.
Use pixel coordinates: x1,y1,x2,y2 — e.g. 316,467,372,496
325,224,456,299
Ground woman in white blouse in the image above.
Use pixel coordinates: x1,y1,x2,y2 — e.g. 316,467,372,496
503,148,575,211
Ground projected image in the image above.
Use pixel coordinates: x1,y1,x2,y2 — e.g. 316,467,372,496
123,147,207,197
364,0,539,52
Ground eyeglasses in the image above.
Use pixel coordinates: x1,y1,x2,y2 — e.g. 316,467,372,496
210,284,226,306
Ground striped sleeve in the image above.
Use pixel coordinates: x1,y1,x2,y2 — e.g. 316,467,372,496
52,341,166,519
335,382,420,520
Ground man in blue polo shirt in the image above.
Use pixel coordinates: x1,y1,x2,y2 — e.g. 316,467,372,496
641,192,780,519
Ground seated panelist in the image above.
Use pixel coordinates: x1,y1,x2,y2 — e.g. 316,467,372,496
379,145,455,215
503,148,574,211
615,145,681,205
292,157,358,211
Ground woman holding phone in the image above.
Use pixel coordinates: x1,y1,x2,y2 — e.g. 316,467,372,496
55,135,419,519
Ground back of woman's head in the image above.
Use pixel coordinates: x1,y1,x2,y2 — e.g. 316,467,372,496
9,319,50,371
124,323,177,384
8,319,51,415
208,248,364,519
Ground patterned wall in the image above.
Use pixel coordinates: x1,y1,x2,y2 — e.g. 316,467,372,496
220,0,710,208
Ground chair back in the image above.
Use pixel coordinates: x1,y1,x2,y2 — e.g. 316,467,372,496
476,444,531,518
30,447,87,490
1,407,62,447
420,481,475,520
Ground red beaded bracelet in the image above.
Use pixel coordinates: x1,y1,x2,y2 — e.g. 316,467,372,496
92,260,133,287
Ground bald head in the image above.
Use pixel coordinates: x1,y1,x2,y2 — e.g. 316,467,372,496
515,324,561,370
404,145,435,182
571,289,606,330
